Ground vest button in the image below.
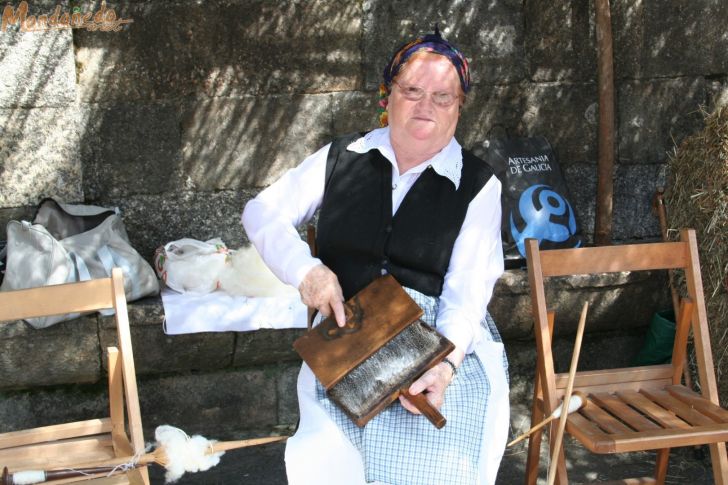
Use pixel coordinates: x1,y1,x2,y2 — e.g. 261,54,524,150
380,268,388,275
385,225,392,233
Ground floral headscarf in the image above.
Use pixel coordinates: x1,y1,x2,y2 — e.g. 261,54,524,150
378,26,471,127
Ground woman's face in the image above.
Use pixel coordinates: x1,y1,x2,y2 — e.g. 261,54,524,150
387,53,462,154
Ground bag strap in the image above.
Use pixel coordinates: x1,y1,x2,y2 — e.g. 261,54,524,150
97,245,140,313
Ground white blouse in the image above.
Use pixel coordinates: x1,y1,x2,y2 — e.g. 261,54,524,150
241,127,504,354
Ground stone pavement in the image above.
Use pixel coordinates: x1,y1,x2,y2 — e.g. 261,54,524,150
148,437,717,484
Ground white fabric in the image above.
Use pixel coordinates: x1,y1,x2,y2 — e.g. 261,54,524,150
241,127,504,354
285,327,509,485
160,288,307,335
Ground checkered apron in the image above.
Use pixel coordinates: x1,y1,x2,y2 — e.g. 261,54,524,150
316,288,508,485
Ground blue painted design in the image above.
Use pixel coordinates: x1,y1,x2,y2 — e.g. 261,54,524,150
510,184,579,256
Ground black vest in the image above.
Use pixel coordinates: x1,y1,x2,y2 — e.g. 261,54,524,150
317,133,494,300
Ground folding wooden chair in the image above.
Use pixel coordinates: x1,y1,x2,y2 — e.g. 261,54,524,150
524,229,728,484
0,268,149,484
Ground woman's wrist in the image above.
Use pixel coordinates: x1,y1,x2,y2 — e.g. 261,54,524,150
441,357,458,380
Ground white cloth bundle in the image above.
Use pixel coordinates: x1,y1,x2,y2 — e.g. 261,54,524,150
155,238,297,297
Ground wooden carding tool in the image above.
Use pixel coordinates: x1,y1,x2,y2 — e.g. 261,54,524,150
293,275,455,428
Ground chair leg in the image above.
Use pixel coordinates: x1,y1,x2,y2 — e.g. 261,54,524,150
525,371,546,485
655,448,670,484
128,467,150,485
708,442,728,485
525,414,544,485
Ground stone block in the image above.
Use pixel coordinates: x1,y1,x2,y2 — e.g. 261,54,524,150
613,0,728,79
490,268,670,341
0,107,82,206
99,297,235,376
138,367,279,438
79,103,183,199
0,2,76,108
542,270,670,336
0,206,34,232
460,82,598,164
457,83,526,149
277,362,301,426
0,316,100,390
505,327,646,423
97,189,255,263
233,329,305,367
362,0,526,89
0,382,108,433
612,163,666,240
562,162,597,243
563,162,665,243
490,269,533,340
617,77,706,165
515,82,599,163
75,0,361,102
524,0,596,82
179,95,333,190
331,91,380,136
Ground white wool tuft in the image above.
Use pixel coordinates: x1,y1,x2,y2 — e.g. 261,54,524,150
155,425,224,483
219,245,298,297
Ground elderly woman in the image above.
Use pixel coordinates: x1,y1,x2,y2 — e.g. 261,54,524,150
242,28,509,485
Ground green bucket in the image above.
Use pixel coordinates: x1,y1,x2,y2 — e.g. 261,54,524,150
632,309,676,366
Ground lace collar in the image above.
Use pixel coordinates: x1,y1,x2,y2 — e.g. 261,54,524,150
346,127,463,189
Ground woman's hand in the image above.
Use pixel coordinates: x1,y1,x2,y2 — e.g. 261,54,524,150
399,349,463,414
299,264,347,327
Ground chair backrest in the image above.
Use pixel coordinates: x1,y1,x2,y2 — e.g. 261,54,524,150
525,229,720,414
0,268,146,461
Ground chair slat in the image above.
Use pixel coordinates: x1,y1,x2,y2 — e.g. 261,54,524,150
539,242,688,277
580,400,635,434
0,278,113,322
0,418,112,450
0,435,115,472
667,385,728,421
617,390,690,429
555,365,672,389
607,423,728,453
590,393,661,431
565,412,610,447
642,389,718,426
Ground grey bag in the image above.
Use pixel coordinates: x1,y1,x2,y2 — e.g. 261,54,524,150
0,199,159,328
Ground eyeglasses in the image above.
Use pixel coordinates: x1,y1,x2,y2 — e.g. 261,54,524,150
392,80,459,107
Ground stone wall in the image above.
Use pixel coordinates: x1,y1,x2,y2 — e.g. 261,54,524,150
2,0,727,255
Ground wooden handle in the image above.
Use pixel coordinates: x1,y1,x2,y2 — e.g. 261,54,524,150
211,436,288,453
507,414,557,447
507,391,587,447
547,302,589,485
401,390,446,429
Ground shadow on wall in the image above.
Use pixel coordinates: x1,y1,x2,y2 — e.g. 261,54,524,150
1,0,725,257
74,1,364,196
0,14,81,207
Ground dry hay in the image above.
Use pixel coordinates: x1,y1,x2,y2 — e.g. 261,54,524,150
665,105,728,405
